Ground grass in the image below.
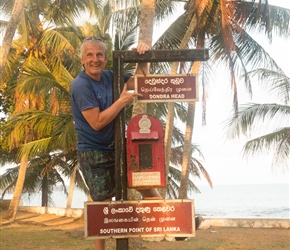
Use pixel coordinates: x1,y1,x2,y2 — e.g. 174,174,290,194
1,224,290,250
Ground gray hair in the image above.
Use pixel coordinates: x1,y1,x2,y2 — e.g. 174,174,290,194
78,37,108,59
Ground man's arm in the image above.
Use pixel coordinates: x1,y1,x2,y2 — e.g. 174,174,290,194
82,83,141,131
82,43,150,130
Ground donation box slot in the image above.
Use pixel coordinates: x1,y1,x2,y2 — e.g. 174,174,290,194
139,144,152,170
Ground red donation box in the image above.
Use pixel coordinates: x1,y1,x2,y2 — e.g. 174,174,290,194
126,114,165,189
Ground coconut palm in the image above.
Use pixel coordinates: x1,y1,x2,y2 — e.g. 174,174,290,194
0,0,90,222
154,0,289,198
1,43,82,218
226,69,290,171
0,0,24,83
1,154,70,206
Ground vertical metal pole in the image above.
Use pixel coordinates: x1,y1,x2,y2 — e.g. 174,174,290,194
113,51,128,249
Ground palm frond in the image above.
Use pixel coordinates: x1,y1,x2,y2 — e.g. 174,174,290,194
242,2,290,39
226,103,290,139
40,29,77,57
0,0,13,17
244,128,288,153
155,0,177,26
19,138,53,160
19,56,71,98
0,166,19,194
272,132,290,170
153,14,188,50
191,160,213,189
4,111,75,156
243,127,290,170
45,0,91,24
246,68,290,102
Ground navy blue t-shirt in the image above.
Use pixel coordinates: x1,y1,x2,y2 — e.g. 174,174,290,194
70,70,130,152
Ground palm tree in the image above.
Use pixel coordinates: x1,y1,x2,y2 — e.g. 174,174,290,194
0,0,25,223
0,0,90,222
1,43,83,219
0,150,83,206
0,0,24,83
226,69,290,171
154,0,289,198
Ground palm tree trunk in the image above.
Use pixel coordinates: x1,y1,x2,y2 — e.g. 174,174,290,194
41,174,49,206
160,103,174,198
178,56,201,198
163,14,198,199
160,62,179,198
178,101,196,198
0,0,23,83
66,165,77,209
131,0,155,117
2,155,28,223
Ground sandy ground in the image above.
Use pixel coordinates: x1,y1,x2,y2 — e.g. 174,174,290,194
1,210,290,250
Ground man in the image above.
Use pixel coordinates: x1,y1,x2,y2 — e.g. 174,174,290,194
70,37,161,249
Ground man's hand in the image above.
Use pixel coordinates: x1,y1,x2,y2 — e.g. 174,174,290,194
132,42,151,54
119,83,143,106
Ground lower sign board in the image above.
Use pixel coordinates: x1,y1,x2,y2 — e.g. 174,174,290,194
135,74,198,102
85,199,195,239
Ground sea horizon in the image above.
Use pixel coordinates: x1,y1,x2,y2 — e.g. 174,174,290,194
191,183,289,219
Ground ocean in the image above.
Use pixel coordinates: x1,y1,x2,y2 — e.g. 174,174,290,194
17,183,290,219
191,183,290,219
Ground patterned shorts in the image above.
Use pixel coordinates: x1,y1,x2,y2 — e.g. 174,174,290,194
77,150,115,201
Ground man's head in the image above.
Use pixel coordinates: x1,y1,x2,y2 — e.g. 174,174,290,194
79,37,108,81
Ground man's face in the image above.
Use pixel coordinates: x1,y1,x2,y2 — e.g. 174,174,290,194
81,42,108,81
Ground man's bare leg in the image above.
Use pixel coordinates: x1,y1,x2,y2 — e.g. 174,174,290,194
94,239,105,250
139,188,162,200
